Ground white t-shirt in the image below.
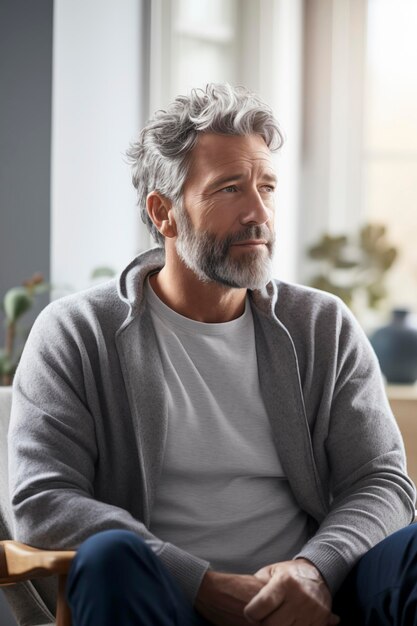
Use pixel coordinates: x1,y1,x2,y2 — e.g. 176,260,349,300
147,279,309,574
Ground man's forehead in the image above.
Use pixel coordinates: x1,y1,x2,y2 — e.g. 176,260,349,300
188,132,275,179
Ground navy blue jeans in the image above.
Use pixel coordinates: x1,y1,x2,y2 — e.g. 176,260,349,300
66,530,210,626
67,524,417,626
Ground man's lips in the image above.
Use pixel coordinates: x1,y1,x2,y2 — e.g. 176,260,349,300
231,239,268,247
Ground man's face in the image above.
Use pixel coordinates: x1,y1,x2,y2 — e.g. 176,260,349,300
173,133,277,290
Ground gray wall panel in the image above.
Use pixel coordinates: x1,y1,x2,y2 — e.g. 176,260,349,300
0,0,53,360
0,0,53,621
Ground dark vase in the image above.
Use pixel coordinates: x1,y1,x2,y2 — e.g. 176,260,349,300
370,309,417,384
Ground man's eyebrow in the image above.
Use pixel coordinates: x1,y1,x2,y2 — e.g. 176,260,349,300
260,173,278,184
205,172,278,191
205,174,245,191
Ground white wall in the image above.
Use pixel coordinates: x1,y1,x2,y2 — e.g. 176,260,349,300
51,0,148,298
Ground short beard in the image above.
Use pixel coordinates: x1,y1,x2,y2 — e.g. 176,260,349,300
174,205,275,290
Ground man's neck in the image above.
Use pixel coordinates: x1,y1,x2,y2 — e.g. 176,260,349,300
149,262,247,323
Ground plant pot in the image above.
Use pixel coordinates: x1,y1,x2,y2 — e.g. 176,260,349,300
370,309,417,384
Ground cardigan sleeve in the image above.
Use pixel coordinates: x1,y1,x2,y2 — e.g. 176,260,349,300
294,299,416,593
8,301,209,603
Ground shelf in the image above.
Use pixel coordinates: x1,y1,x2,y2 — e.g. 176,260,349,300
386,384,417,401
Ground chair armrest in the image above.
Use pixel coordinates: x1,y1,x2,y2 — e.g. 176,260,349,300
0,540,76,585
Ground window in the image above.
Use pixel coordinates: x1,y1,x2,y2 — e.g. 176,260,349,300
173,0,238,95
363,0,417,311
149,0,239,112
300,0,417,322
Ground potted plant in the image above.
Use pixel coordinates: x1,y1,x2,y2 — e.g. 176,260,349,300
0,266,116,426
0,265,116,391
0,273,50,388
0,274,50,430
306,223,398,324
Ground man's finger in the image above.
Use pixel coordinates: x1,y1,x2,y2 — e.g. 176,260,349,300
243,580,285,621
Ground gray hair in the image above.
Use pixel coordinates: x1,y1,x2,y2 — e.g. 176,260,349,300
126,83,285,246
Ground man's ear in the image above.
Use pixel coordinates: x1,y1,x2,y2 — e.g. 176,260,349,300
146,192,177,238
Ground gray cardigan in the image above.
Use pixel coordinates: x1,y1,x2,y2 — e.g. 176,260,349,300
8,248,416,604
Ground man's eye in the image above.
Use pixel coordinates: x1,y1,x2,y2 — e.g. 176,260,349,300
221,185,238,193
261,185,275,193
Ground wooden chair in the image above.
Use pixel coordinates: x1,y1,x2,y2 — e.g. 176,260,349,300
0,541,75,626
0,387,75,626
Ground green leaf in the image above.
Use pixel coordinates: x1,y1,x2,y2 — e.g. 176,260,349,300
366,282,387,308
90,266,116,280
360,223,386,251
381,247,397,270
310,275,353,306
3,288,32,323
308,234,348,264
4,288,32,322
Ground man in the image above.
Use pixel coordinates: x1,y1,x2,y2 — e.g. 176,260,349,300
8,84,417,626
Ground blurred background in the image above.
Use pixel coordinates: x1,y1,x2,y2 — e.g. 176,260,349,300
1,1,417,622
1,0,417,340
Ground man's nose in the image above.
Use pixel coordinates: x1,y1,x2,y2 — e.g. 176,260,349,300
240,189,272,225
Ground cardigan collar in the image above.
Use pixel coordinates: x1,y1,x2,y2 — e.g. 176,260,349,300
116,247,280,323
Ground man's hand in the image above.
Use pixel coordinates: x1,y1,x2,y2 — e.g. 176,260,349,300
195,570,265,625
243,559,340,626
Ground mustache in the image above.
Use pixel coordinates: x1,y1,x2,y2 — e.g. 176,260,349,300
224,225,274,246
